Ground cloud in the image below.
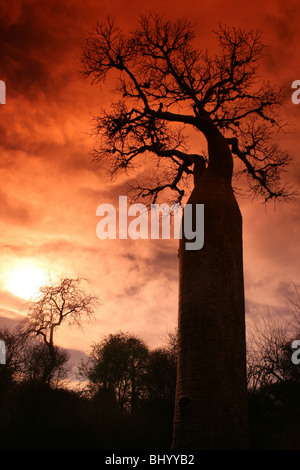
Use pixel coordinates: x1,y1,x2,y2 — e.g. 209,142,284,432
0,0,299,355
0,188,33,224
0,313,20,331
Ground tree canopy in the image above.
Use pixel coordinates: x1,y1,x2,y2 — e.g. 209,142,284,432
18,277,99,384
82,13,294,204
79,331,177,412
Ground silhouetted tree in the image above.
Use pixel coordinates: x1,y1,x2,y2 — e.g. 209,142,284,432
0,327,70,389
247,288,300,391
144,347,176,403
246,288,300,449
19,277,99,385
0,328,25,395
248,325,300,390
81,332,149,412
20,339,70,387
82,13,293,449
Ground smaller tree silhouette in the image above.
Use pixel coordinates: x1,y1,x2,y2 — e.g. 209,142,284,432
0,328,69,389
246,287,300,449
247,285,300,391
20,338,70,387
247,321,300,390
144,348,177,403
19,277,99,385
0,327,26,394
81,332,149,412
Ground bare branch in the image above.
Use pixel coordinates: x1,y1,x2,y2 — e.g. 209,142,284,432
19,278,100,349
82,14,294,203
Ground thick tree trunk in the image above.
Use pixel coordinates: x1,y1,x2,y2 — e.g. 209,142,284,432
172,121,249,450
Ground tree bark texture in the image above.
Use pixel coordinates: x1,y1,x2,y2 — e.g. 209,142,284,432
172,122,249,450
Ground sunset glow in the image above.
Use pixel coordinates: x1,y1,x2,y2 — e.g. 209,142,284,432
0,0,299,355
7,266,48,300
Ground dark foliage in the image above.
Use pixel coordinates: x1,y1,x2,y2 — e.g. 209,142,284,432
1,325,300,449
0,379,175,449
0,331,176,450
249,381,300,450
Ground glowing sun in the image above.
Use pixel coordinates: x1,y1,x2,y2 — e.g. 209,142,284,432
7,266,48,300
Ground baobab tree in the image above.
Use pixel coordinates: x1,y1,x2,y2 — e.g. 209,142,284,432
82,14,293,449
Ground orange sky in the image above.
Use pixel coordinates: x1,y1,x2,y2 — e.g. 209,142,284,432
0,0,299,365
